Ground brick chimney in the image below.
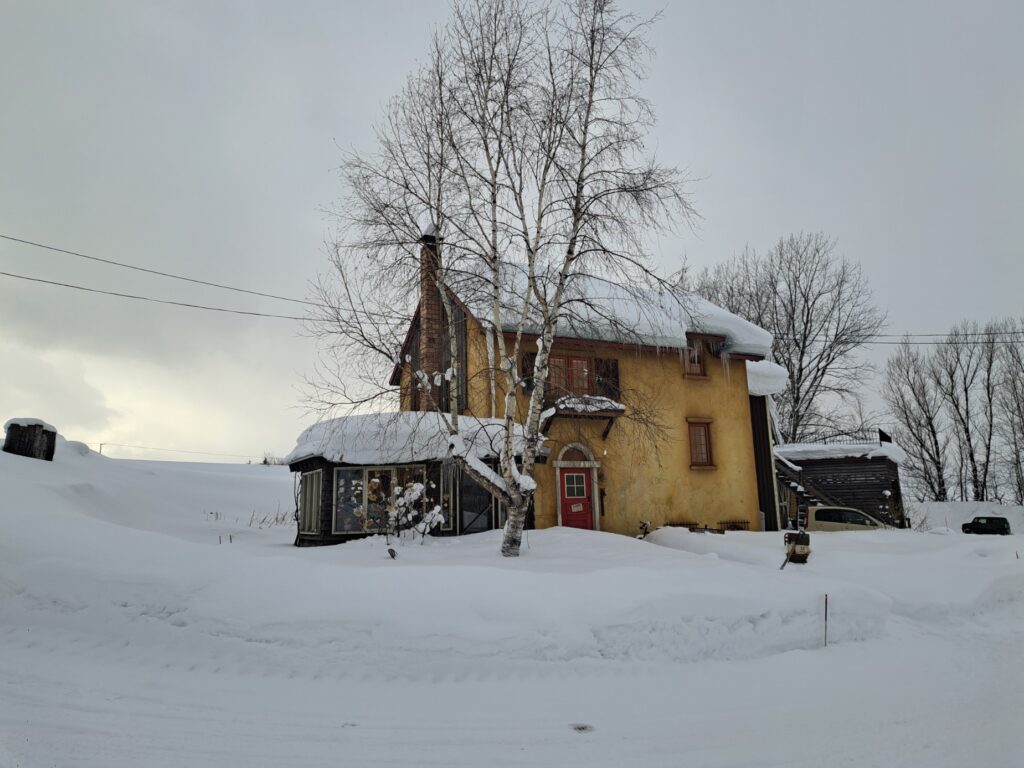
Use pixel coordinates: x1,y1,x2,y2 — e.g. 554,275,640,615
417,226,443,406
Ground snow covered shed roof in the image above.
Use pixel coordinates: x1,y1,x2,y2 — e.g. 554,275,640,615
285,412,536,466
745,360,788,396
774,442,907,466
4,417,57,433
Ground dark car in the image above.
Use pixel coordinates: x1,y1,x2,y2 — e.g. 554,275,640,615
961,516,1012,535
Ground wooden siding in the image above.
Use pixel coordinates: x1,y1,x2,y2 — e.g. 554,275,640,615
748,396,779,531
795,456,905,526
3,423,56,462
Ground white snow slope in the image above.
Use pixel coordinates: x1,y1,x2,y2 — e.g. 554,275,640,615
1,440,1022,767
914,500,1024,535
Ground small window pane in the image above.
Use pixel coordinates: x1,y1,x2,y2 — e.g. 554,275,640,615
334,469,365,533
685,343,705,376
564,472,586,498
299,471,321,533
363,471,393,532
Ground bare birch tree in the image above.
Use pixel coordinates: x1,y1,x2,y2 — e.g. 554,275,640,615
694,233,886,442
308,0,692,556
995,319,1024,504
930,322,999,502
881,340,950,501
883,319,1024,503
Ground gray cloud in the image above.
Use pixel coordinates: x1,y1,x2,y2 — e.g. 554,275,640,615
0,339,117,433
1,0,1021,456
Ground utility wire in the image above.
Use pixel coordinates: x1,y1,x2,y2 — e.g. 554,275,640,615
1,233,319,307
6,233,1020,337
3,235,1021,344
4,269,1023,345
0,270,307,320
1,233,412,323
88,442,265,459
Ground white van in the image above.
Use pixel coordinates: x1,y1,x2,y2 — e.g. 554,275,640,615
804,506,886,532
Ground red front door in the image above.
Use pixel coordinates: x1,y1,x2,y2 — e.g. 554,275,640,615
560,470,593,530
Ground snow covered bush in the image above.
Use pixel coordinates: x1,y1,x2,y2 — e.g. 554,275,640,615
366,479,445,543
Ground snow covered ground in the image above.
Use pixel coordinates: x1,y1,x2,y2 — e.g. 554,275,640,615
1,440,1022,766
913,499,1024,535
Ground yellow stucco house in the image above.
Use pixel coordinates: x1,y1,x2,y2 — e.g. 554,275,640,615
287,233,787,545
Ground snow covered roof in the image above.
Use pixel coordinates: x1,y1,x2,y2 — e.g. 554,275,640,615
745,360,788,396
554,395,625,414
4,417,57,432
285,411,537,466
454,268,772,357
774,441,907,466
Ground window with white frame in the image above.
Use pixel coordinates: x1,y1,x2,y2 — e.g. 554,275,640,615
298,470,322,534
564,472,587,498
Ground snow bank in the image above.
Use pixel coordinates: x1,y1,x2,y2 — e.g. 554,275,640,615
0,433,294,545
745,360,788,396
647,526,1024,621
3,442,1023,767
775,440,908,465
0,444,910,673
914,500,1024,535
285,411,537,466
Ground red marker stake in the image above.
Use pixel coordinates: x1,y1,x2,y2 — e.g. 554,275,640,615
824,594,829,648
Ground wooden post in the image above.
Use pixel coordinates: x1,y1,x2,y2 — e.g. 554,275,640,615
824,593,829,647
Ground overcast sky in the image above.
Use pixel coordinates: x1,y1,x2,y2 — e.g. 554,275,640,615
2,0,1021,461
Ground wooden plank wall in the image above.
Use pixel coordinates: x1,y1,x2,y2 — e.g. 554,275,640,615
796,456,905,526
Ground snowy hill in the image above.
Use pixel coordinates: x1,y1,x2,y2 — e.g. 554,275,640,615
1,438,1022,767
914,500,1024,534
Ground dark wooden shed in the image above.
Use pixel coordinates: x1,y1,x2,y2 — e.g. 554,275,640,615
3,418,57,462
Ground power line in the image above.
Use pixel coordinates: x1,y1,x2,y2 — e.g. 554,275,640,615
0,270,307,320
5,268,1023,345
1,233,319,307
87,442,266,459
2,235,1020,344
1,233,413,324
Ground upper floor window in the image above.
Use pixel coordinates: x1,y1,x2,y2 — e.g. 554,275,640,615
684,341,705,377
687,419,714,468
549,355,592,398
520,352,621,404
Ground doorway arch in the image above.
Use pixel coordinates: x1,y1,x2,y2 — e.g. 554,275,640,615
553,443,602,530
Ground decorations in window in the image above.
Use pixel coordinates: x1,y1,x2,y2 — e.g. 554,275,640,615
333,466,445,537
